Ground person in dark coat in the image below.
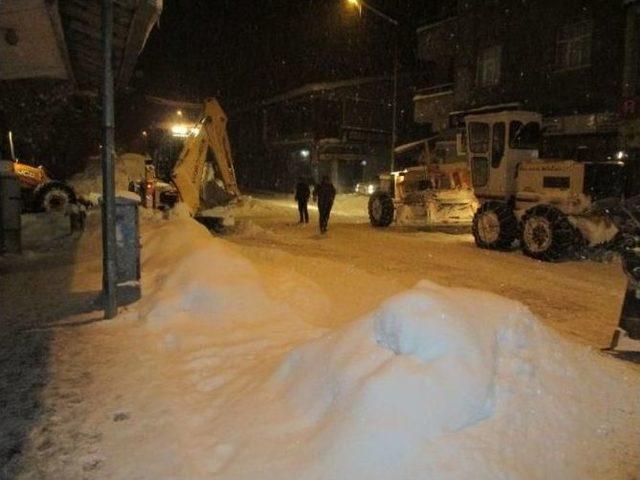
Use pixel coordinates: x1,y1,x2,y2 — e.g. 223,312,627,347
294,177,311,223
313,176,336,233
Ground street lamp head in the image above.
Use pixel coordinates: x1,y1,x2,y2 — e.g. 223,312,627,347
344,0,398,25
347,0,362,13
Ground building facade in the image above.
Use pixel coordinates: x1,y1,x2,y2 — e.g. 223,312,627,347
229,77,396,193
414,0,640,167
0,0,162,178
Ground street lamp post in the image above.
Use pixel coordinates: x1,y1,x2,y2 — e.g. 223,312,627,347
101,0,117,319
347,0,399,171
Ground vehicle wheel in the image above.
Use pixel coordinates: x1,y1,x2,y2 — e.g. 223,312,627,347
472,201,518,250
37,182,76,213
520,205,577,261
368,191,394,227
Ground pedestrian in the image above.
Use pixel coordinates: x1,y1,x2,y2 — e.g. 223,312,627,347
294,177,310,224
313,175,336,234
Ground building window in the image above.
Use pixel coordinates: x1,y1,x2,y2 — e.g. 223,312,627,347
476,46,502,87
556,21,592,71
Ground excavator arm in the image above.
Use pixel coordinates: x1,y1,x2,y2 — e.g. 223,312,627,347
171,98,239,216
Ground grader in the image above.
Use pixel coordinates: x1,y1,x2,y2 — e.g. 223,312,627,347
466,110,624,261
368,138,477,228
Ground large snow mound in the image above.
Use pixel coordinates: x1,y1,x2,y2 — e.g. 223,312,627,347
140,218,276,328
139,215,329,334
135,216,639,479
273,284,500,441
256,283,638,479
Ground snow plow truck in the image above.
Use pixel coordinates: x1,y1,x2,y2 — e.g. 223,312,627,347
368,138,478,228
465,110,624,261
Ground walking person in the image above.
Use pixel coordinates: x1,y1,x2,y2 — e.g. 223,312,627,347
294,177,310,224
313,175,336,234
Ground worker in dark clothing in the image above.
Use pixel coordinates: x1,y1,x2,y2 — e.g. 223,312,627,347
294,177,311,223
313,176,336,233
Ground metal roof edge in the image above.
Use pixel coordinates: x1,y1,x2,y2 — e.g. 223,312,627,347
229,75,394,115
416,16,457,35
46,0,76,87
116,0,162,90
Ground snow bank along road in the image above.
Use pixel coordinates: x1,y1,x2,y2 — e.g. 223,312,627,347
0,197,638,479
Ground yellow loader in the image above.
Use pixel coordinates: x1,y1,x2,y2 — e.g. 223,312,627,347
6,132,77,212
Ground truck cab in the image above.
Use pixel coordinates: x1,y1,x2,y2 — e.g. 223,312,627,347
465,110,541,202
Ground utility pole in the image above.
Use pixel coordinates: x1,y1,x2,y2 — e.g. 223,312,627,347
347,0,400,172
101,0,117,319
623,0,640,98
391,32,399,172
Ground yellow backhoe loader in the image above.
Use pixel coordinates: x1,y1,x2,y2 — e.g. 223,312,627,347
154,98,240,227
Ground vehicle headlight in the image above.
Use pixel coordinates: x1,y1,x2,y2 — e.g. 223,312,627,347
367,184,375,194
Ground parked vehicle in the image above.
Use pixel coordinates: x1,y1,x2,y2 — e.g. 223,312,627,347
6,132,77,213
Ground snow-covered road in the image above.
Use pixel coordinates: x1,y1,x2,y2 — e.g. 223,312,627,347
230,194,625,347
2,197,637,480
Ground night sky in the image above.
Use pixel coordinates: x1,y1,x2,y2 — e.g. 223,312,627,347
133,1,452,105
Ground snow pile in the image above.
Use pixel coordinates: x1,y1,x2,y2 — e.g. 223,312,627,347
266,284,500,478
140,217,278,329
69,153,145,197
233,196,285,220
329,193,369,219
234,219,277,239
20,212,73,249
218,282,635,480
128,215,638,479
274,284,500,438
572,215,619,246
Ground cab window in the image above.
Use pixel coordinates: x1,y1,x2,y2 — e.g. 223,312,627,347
468,122,490,153
509,121,540,150
491,122,505,168
394,146,424,171
434,142,464,165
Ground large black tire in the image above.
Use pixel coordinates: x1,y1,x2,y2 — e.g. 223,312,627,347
368,191,395,227
36,181,77,213
472,201,518,250
520,205,578,261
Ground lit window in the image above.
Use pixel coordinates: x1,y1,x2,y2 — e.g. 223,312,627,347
476,46,502,87
556,21,592,70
